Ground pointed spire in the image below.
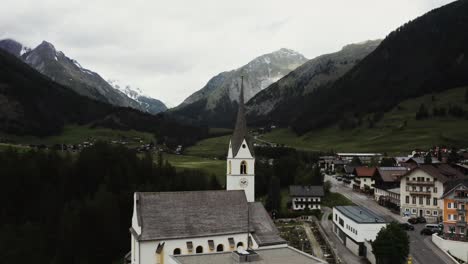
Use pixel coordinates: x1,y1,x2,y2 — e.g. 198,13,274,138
231,76,252,157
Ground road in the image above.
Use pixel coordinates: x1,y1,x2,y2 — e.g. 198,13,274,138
325,174,456,264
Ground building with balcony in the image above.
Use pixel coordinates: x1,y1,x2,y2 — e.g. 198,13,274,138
400,164,467,222
289,185,324,210
441,179,468,237
373,167,408,207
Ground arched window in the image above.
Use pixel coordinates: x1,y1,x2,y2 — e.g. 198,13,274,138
228,160,232,174
240,161,247,174
173,248,181,255
196,246,203,254
216,244,224,252
236,242,244,248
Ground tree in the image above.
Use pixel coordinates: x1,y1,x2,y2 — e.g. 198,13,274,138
266,177,281,212
465,88,468,104
424,153,433,164
350,157,362,166
448,149,460,164
324,181,332,194
416,103,429,120
372,222,409,264
380,158,395,167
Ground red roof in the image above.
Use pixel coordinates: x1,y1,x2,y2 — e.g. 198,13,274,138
354,167,377,177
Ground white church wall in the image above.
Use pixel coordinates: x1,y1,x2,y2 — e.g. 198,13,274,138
138,233,250,264
132,194,141,235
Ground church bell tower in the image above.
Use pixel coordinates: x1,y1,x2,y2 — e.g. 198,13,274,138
226,76,255,202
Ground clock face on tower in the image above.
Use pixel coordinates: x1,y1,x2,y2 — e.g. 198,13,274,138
239,178,248,188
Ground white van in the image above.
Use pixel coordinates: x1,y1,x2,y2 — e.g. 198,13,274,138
425,224,440,231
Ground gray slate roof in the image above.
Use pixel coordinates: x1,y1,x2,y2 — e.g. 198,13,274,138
136,190,286,246
172,246,326,264
289,185,324,197
249,202,286,246
231,77,254,157
335,206,388,224
136,190,249,241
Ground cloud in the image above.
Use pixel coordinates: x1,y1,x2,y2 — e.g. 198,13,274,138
0,0,456,106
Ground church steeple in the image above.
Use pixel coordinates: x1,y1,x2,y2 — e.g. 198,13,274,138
226,77,255,203
231,76,253,157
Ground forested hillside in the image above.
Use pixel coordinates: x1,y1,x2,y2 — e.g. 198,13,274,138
281,0,468,134
0,48,207,145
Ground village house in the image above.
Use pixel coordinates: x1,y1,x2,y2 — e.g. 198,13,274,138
373,167,408,208
440,179,468,237
399,164,467,222
336,153,382,164
352,167,376,191
404,157,441,169
289,185,324,211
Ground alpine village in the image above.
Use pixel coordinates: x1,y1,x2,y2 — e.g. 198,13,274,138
2,1,468,264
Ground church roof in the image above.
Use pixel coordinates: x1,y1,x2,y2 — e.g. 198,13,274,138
134,190,285,245
249,202,287,246
231,77,254,157
136,190,250,241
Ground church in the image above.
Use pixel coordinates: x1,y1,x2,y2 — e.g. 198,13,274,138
127,78,325,264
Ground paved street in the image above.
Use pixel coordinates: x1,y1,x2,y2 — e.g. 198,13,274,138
324,174,456,264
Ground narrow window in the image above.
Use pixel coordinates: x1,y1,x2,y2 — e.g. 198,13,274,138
173,248,181,255
236,242,244,248
228,160,232,174
240,161,247,174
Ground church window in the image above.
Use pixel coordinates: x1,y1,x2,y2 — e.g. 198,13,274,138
173,248,181,255
240,161,247,174
228,237,235,248
208,240,215,251
196,246,203,254
216,244,224,252
242,144,246,148
236,242,244,248
228,161,232,174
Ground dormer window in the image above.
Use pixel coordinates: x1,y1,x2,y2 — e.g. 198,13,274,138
240,161,247,174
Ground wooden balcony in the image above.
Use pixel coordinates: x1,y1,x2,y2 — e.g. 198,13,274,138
456,221,466,227
454,197,468,203
406,180,434,186
408,190,432,196
457,208,466,214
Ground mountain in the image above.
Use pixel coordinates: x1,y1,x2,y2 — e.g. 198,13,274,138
0,47,207,144
0,39,166,114
171,48,307,127
0,39,30,57
267,0,468,134
247,40,381,119
109,80,167,114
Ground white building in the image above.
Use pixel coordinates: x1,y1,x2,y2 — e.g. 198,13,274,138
128,78,303,264
399,164,466,222
332,206,388,257
352,167,376,191
289,185,324,210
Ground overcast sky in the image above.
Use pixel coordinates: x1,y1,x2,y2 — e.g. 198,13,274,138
0,0,455,106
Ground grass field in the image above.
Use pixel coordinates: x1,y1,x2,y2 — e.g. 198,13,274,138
0,125,156,146
322,192,355,208
261,87,468,153
164,153,226,185
184,134,230,158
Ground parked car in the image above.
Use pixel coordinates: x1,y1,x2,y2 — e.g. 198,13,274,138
408,218,418,224
417,216,427,223
420,228,436,235
399,223,415,231
337,177,343,181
